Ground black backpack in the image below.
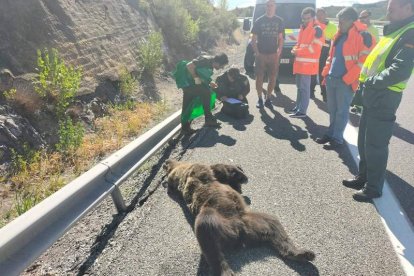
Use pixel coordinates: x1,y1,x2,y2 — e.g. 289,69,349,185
221,102,249,119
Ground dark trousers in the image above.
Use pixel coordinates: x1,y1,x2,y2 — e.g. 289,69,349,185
358,109,396,195
357,85,403,195
310,45,330,101
181,84,213,128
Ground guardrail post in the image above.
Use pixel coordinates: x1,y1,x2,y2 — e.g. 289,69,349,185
111,187,127,213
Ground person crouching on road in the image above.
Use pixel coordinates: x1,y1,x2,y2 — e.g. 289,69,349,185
178,53,229,135
216,67,250,104
316,7,375,149
216,67,250,119
343,0,414,202
289,7,324,118
250,0,284,109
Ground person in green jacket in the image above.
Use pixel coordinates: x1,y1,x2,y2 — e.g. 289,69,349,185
175,53,229,135
343,0,414,202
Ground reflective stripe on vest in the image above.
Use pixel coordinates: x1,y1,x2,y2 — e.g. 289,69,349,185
295,57,319,63
359,22,414,92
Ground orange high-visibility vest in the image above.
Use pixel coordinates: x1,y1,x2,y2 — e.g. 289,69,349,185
293,19,325,75
322,21,375,91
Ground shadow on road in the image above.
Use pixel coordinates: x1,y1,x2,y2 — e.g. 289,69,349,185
75,143,177,275
386,171,414,225
215,111,254,132
196,245,320,276
260,107,308,152
187,128,237,149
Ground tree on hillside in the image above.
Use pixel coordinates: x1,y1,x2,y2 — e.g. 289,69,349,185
218,0,228,10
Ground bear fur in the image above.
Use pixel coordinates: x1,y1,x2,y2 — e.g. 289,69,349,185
164,159,315,276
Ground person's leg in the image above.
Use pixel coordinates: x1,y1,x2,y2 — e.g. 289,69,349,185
198,85,214,121
364,112,396,195
319,46,329,102
181,87,196,132
267,55,277,98
325,76,337,138
293,74,301,111
299,75,311,114
357,108,368,180
255,54,265,107
331,80,354,144
310,75,317,98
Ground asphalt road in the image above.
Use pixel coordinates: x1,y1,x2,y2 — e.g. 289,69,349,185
81,75,413,275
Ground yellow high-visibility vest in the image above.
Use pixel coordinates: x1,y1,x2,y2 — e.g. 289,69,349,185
324,21,337,41
359,22,414,92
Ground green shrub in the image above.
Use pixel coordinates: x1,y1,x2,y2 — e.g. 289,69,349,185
10,143,40,175
137,0,150,13
15,190,40,215
119,67,138,96
3,88,16,101
35,48,82,118
151,0,200,47
137,32,164,74
56,117,84,155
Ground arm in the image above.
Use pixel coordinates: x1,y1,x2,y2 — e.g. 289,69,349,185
366,44,414,89
186,62,201,84
251,33,259,56
294,26,324,56
343,31,374,86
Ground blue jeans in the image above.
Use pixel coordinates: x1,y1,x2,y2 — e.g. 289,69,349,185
295,74,311,114
325,76,354,144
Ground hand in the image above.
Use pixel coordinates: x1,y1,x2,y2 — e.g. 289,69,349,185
291,48,297,55
209,82,218,89
194,77,202,85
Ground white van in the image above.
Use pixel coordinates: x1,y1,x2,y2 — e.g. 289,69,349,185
244,0,316,76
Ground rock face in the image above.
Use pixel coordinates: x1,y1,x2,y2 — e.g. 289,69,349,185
0,0,152,94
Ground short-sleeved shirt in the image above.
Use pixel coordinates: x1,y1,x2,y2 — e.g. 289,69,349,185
191,55,214,69
251,15,285,55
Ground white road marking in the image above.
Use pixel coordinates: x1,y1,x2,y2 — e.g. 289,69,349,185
344,124,414,276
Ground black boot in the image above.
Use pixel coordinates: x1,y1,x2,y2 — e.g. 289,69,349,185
342,175,366,190
353,188,381,202
205,117,221,128
181,122,196,135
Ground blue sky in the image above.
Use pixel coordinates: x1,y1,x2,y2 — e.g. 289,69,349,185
225,0,384,9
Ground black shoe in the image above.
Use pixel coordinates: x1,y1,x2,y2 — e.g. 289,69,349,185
181,127,197,136
323,140,343,150
264,99,273,109
342,176,366,190
353,188,381,202
315,136,330,144
289,112,306,118
287,107,298,114
205,118,221,128
274,86,281,93
256,98,264,108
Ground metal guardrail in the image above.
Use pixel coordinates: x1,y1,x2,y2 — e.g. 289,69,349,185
0,110,181,276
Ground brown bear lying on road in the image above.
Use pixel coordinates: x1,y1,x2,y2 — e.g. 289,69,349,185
164,159,315,276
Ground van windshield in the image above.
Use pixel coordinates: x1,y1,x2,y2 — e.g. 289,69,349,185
253,3,315,29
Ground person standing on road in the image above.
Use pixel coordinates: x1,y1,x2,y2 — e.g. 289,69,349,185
359,10,380,43
289,7,324,118
250,0,284,109
343,0,414,202
310,8,337,102
173,53,229,135
316,7,374,149
350,9,381,114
